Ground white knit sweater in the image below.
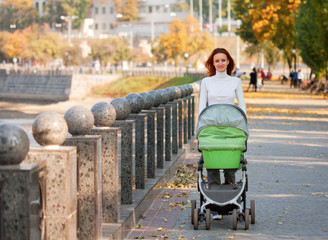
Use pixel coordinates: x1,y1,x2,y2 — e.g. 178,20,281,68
198,71,247,115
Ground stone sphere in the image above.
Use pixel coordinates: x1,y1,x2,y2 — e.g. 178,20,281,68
191,82,201,93
0,123,30,165
139,92,154,110
148,90,162,107
178,85,186,98
91,102,116,127
32,112,68,146
184,84,191,96
125,93,144,113
187,84,194,95
165,87,175,102
172,86,182,99
64,105,94,136
110,97,131,120
157,89,169,104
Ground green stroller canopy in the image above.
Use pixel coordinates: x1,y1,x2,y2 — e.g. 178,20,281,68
196,104,248,138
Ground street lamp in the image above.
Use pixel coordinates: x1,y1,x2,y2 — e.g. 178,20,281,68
60,15,78,45
184,52,189,74
236,20,241,69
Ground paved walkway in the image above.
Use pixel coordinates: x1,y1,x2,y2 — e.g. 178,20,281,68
126,81,328,240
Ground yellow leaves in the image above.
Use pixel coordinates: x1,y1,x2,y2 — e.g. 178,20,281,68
161,193,173,199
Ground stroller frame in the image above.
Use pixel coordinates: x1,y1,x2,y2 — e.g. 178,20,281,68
192,104,255,231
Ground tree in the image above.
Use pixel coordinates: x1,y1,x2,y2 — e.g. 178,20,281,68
116,0,139,22
152,15,214,67
0,0,39,31
0,31,28,59
22,24,63,65
296,0,328,79
233,0,301,69
41,0,90,29
89,37,131,66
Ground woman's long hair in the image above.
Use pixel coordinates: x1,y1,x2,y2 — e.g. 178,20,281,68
205,48,235,76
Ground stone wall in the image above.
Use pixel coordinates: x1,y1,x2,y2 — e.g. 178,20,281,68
0,70,121,102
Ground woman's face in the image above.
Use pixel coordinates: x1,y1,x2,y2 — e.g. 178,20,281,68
213,53,229,73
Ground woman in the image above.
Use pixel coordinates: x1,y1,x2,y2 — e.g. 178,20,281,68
199,48,247,187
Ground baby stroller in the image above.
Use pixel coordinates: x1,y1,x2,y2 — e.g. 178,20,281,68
191,104,255,230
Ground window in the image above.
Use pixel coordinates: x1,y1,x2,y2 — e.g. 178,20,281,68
102,7,106,14
35,2,39,11
102,23,106,30
95,23,98,30
95,7,98,14
110,7,114,14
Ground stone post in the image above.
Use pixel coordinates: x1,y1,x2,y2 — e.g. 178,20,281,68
187,96,192,140
112,120,135,204
171,100,178,154
191,95,195,136
183,97,188,144
152,106,164,169
90,127,120,223
23,146,78,240
62,135,102,240
0,123,43,240
141,110,156,178
164,103,172,161
177,99,183,149
0,163,42,240
127,114,147,188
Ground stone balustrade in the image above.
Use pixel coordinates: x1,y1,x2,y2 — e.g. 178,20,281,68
0,82,200,240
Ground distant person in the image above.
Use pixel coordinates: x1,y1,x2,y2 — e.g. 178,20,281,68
293,69,298,88
266,72,272,80
247,67,257,92
280,75,288,84
289,68,294,88
257,68,263,90
297,69,304,88
260,69,266,85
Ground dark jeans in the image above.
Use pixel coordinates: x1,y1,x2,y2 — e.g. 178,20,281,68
207,169,236,185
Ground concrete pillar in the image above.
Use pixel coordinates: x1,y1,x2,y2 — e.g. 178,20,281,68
112,120,135,204
90,127,120,223
153,107,164,169
171,100,178,154
23,146,78,240
183,98,188,144
178,99,183,148
164,103,172,161
187,96,192,139
0,163,42,240
141,110,156,178
127,114,147,188
62,136,102,240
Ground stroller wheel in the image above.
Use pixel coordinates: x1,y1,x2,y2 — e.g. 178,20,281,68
193,208,199,230
251,200,255,224
232,209,238,230
191,200,196,224
205,209,211,230
245,209,250,230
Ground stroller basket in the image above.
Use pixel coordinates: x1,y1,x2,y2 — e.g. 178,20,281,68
196,104,248,169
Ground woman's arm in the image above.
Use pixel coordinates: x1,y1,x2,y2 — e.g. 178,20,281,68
198,79,207,115
236,79,247,115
